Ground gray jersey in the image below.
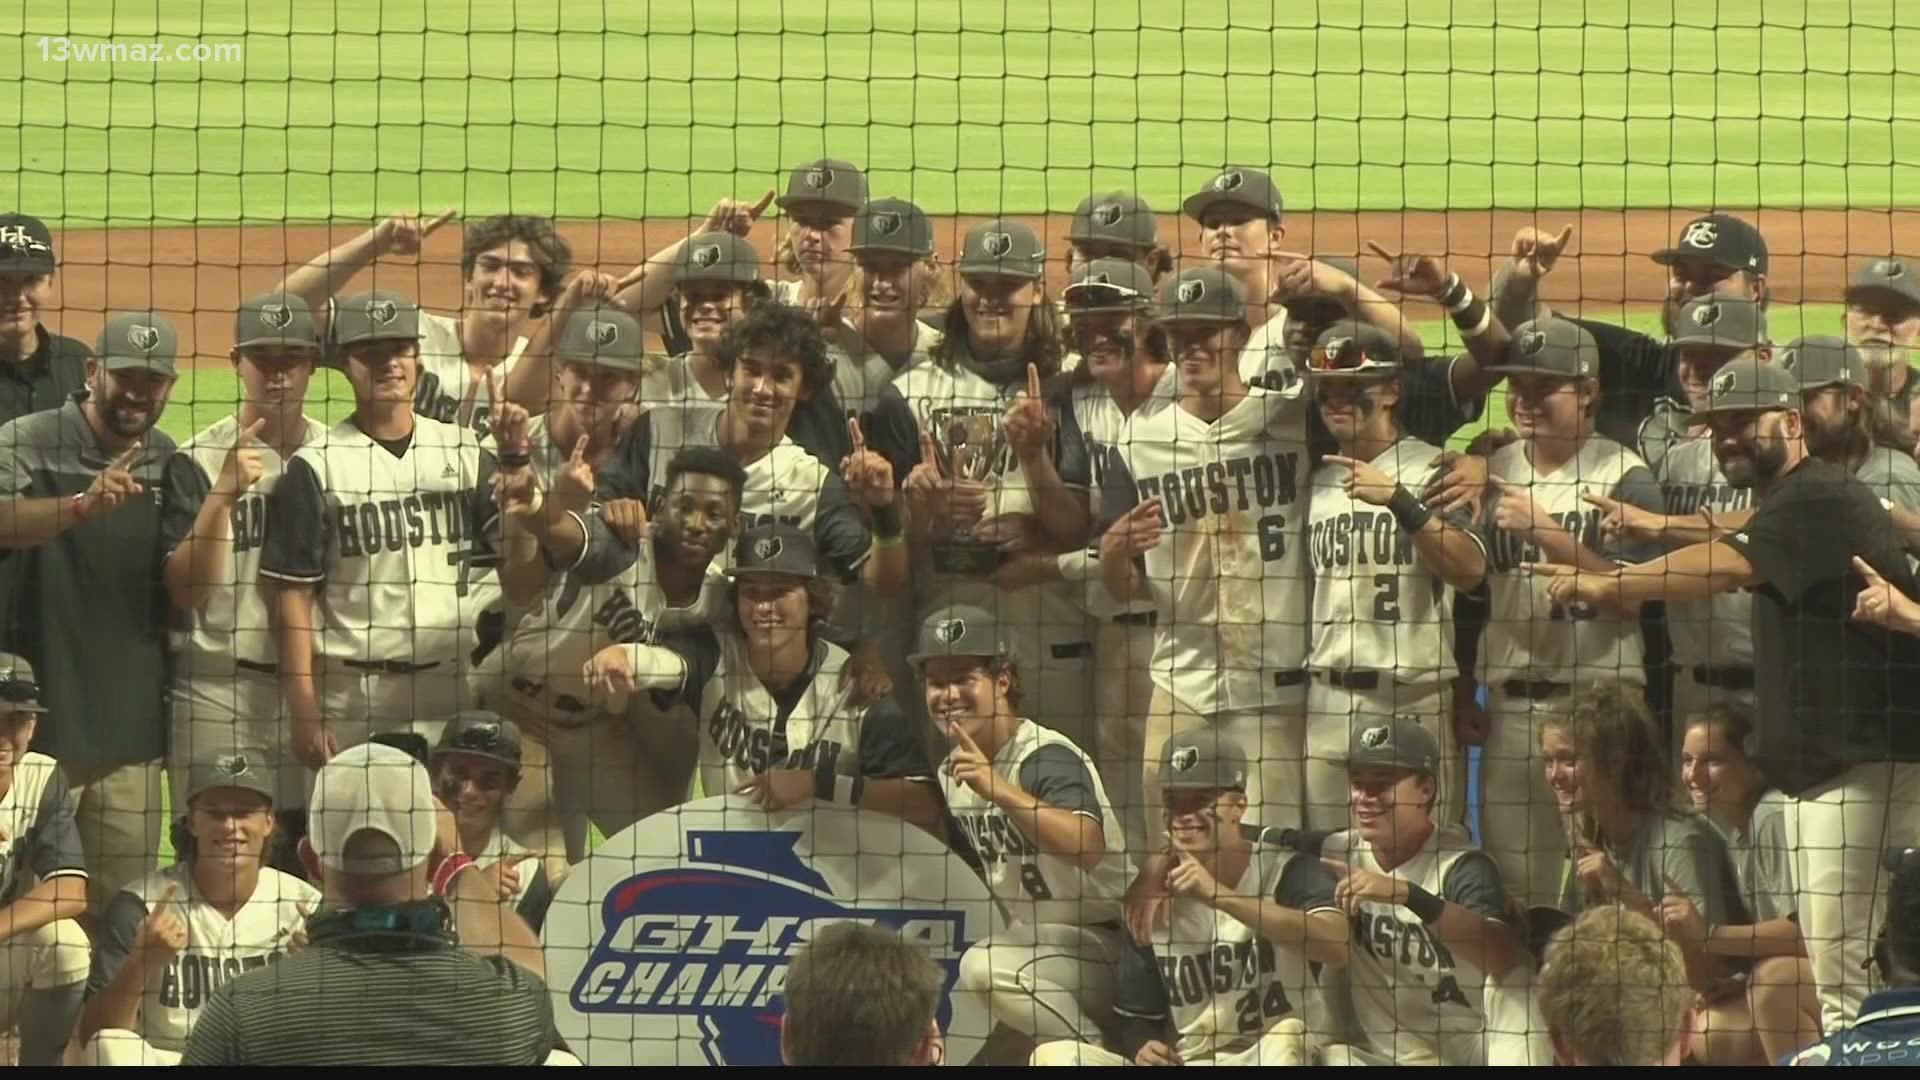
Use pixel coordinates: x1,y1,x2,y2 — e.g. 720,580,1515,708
1554,810,1746,927
1306,437,1481,682
1656,433,1758,669
1322,826,1508,1066
0,751,86,906
1852,444,1920,513
635,353,727,420
1705,791,1796,923
829,320,941,423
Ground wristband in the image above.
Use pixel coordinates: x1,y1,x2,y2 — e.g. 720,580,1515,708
431,853,477,898
1449,295,1492,339
1387,485,1434,533
871,500,904,540
498,440,533,469
1404,883,1447,924
1434,273,1468,310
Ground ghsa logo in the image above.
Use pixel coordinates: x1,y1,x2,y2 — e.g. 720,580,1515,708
569,830,977,1066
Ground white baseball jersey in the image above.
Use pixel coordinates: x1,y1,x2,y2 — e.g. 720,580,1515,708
1656,433,1758,670
413,310,527,437
160,414,329,677
831,319,942,424
635,353,728,419
258,415,502,666
1306,437,1481,683
0,752,86,907
1061,375,1173,619
638,632,932,799
1320,825,1508,1066
89,864,318,1052
1114,845,1337,1062
937,718,1130,926
1099,385,1315,713
1241,308,1297,393
1477,436,1664,686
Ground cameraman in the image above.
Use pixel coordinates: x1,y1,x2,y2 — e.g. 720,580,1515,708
180,741,553,1065
1783,847,1920,1065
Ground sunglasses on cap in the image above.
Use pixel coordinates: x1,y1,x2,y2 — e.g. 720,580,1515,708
0,678,40,706
441,722,513,760
1307,341,1391,373
1065,284,1147,312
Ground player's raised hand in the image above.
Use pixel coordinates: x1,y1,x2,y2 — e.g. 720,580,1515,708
700,189,776,239
944,724,1004,801
1124,849,1177,944
487,370,533,458
1491,478,1553,535
552,435,596,515
1365,240,1450,298
1510,223,1576,280
1421,451,1488,516
1134,1040,1183,1067
287,896,318,955
1165,849,1221,903
582,643,638,697
481,853,532,903
1851,555,1920,634
734,769,817,812
290,715,337,771
492,467,543,521
1655,874,1707,946
1519,561,1589,607
904,430,948,520
134,881,188,962
1002,363,1056,464
1265,250,1341,304
1573,846,1624,902
79,444,146,520
600,497,650,547
1323,858,1408,916
373,207,456,257
840,417,896,509
1321,454,1398,507
1583,491,1661,545
211,416,268,498
556,268,619,315
1100,498,1164,563
808,284,852,331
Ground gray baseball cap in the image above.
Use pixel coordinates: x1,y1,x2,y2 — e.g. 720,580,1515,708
1155,266,1246,325
1306,320,1402,378
956,219,1045,281
1182,167,1284,222
776,158,868,214
1341,716,1441,776
1691,355,1800,416
678,231,762,285
1846,257,1920,310
185,750,276,805
1668,296,1766,351
1068,192,1159,249
433,710,524,771
233,293,322,352
96,313,179,376
1159,725,1251,793
0,214,55,274
331,290,421,348
1777,334,1867,393
1486,317,1600,378
848,198,934,258
726,522,820,581
907,605,1006,668
1063,257,1156,315
554,305,645,373
0,653,46,713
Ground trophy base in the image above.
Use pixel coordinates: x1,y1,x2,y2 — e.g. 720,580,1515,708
929,540,1008,577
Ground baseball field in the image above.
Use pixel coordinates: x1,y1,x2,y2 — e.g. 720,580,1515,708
9,0,1920,451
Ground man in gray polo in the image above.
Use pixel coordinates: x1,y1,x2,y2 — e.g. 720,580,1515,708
0,311,179,913
1841,256,1920,432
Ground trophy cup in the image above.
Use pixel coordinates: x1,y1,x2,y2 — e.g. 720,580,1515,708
927,411,1010,576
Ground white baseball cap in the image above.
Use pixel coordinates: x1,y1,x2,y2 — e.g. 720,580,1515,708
307,742,439,876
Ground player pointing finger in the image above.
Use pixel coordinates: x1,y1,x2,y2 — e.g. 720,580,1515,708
1851,554,1920,634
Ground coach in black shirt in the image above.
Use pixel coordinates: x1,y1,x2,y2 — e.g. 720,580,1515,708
1535,356,1920,1035
0,214,90,426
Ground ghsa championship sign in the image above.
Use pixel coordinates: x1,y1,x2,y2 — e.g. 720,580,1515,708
542,796,1003,1065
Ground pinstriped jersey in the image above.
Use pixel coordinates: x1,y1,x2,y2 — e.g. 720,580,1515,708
1476,436,1663,686
1098,386,1315,713
89,865,318,1052
1320,826,1508,1066
937,719,1131,926
258,415,502,665
1307,438,1479,682
160,414,329,674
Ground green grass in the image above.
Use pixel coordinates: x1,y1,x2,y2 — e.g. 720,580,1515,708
3,0,1918,225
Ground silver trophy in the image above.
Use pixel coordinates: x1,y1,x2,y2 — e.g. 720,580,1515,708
928,411,1009,576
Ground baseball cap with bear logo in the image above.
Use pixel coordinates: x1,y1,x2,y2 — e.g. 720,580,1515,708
234,293,323,352
724,522,820,581
1692,355,1800,416
1486,316,1601,378
1846,257,1920,311
1159,725,1251,792
849,198,934,258
1668,296,1766,352
676,231,762,286
1340,716,1441,776
96,312,179,376
1063,258,1156,315
1068,192,1159,249
331,289,421,348
1154,266,1246,325
554,305,645,373
1182,167,1284,223
907,604,1007,668
185,749,277,805
956,220,1045,281
776,158,868,214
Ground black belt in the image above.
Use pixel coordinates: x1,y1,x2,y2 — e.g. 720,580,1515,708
1050,642,1095,660
343,659,444,675
1315,669,1383,691
1502,679,1570,701
1112,611,1157,627
1273,670,1309,689
1690,665,1756,691
235,659,278,675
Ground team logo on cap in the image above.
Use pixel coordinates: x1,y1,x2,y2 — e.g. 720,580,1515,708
1712,368,1738,397
1091,203,1124,227
0,225,47,254
367,299,398,325
871,211,903,236
1681,219,1719,249
587,320,621,346
216,753,250,777
1360,725,1391,749
752,535,783,562
1324,336,1351,358
1212,171,1244,192
1691,302,1721,326
126,322,161,351
934,617,966,644
1176,278,1206,305
1518,329,1547,357
981,232,1014,258
258,303,293,330
691,244,724,269
1171,745,1199,773
804,167,834,190
1878,259,1906,279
